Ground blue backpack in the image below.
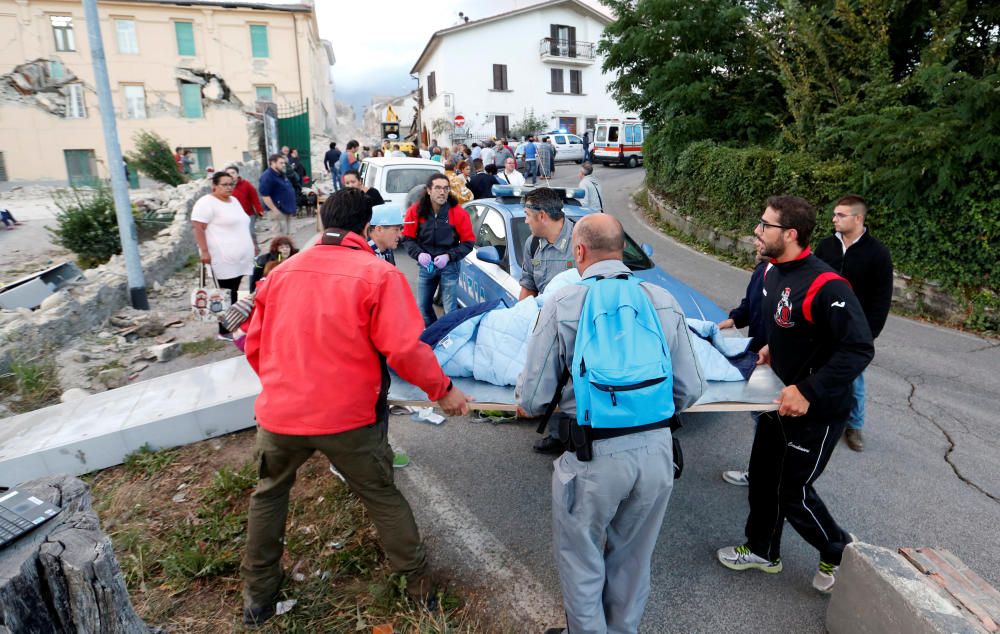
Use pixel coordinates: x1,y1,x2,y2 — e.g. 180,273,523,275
573,274,675,429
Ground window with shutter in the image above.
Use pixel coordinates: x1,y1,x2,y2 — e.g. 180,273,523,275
428,72,437,100
50,16,76,52
493,64,508,90
175,22,195,56
249,25,269,58
65,84,86,118
570,70,582,94
495,115,509,138
551,68,564,93
568,26,577,58
180,82,203,118
549,24,559,55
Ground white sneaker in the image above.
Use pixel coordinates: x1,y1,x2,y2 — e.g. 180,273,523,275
813,561,839,592
722,469,749,486
328,463,346,483
717,544,782,573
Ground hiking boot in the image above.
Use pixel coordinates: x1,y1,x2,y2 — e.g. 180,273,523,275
404,572,440,611
813,560,839,593
845,428,864,452
533,435,564,455
722,469,749,486
717,544,782,573
242,603,276,628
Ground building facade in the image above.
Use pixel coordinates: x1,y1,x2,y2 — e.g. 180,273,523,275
410,0,628,147
0,0,334,183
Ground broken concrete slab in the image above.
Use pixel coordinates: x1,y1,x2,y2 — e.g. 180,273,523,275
148,342,181,363
827,542,996,634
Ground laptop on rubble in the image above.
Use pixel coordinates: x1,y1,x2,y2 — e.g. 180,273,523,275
0,488,62,549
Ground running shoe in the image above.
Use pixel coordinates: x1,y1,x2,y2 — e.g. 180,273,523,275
717,544,782,573
813,560,838,593
722,469,749,486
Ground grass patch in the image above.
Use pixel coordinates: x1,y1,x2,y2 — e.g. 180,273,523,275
181,338,227,356
0,355,61,413
89,431,502,633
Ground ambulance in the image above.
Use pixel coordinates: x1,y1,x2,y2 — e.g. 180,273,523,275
592,117,647,168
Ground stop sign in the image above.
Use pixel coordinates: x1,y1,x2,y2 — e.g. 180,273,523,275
454,114,465,127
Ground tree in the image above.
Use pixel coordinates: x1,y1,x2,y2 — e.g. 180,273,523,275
125,130,186,186
509,108,548,139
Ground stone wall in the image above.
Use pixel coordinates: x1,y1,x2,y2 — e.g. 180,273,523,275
0,162,259,369
645,188,973,327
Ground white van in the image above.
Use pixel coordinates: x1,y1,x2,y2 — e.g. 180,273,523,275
592,118,646,168
358,157,445,209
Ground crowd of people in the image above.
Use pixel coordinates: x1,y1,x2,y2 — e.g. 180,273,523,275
179,132,893,633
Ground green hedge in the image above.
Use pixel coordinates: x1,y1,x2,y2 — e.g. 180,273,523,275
646,133,999,296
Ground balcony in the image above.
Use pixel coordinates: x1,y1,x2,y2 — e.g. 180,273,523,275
539,38,596,65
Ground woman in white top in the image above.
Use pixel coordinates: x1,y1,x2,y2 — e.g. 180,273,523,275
497,157,526,186
191,171,256,338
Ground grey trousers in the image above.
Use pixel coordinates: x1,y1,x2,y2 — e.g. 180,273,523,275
274,211,293,236
552,428,674,634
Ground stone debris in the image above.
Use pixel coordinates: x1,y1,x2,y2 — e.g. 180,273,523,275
147,342,181,363
60,388,90,403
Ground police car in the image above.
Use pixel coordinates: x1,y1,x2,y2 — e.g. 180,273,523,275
455,185,726,321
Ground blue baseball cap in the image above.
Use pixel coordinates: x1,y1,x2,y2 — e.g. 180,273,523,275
370,204,408,227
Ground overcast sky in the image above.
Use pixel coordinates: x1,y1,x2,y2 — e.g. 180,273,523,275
315,1,522,120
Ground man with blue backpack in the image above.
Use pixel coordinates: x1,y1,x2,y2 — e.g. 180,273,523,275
517,214,706,634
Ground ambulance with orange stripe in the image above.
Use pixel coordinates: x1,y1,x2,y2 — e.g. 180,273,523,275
592,117,647,168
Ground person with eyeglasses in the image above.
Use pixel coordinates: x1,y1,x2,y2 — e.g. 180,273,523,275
401,173,475,326
814,194,893,452
191,171,256,339
717,195,873,594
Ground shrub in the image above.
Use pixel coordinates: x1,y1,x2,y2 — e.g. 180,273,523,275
48,185,122,268
125,130,186,186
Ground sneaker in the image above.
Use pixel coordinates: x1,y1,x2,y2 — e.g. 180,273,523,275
216,332,233,341
243,603,276,628
722,469,749,486
328,463,346,483
717,544,783,573
813,560,839,593
392,452,410,468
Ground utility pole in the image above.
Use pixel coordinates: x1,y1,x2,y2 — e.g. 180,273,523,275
82,0,148,309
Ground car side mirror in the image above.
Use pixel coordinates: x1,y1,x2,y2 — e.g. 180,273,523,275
641,243,654,257
477,245,502,265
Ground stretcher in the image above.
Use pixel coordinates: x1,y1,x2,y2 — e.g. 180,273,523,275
388,363,783,414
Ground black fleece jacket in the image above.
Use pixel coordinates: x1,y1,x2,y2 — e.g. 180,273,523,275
763,249,874,421
814,231,893,338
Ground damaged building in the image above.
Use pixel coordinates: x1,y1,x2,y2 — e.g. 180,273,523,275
0,0,335,183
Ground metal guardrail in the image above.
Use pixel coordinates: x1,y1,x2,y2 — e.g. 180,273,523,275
539,38,596,60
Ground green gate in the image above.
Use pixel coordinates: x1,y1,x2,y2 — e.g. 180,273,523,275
64,149,99,187
277,99,311,175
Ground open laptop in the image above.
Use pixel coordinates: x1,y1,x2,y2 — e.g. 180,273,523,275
0,489,62,548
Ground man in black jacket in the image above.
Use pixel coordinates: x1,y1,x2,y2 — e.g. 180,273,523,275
814,194,893,452
717,195,873,594
467,158,497,200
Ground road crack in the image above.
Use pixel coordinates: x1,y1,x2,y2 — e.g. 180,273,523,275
904,375,1000,504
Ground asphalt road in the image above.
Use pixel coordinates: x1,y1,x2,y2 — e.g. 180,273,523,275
386,164,1000,633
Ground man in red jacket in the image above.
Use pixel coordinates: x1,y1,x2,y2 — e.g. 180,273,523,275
241,188,471,627
225,165,264,254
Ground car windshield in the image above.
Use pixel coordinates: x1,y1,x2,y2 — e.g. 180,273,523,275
384,168,441,193
510,216,652,271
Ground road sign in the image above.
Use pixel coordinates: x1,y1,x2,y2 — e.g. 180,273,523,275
454,114,465,127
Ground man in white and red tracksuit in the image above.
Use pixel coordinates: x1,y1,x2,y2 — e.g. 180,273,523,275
717,195,874,594
240,188,471,627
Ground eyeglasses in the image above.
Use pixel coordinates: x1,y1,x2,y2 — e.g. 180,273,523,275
429,185,450,192
757,219,789,231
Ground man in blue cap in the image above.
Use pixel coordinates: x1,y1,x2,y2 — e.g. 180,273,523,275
368,203,410,266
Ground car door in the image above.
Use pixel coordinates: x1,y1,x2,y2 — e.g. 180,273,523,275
567,134,584,162
551,134,567,160
459,206,519,307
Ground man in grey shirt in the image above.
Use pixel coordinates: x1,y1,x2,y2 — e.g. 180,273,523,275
518,187,577,454
578,161,605,212
535,137,554,180
516,214,705,634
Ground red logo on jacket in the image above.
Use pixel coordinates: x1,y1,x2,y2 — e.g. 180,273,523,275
774,287,795,328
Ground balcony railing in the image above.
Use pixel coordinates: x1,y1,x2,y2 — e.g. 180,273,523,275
539,38,596,61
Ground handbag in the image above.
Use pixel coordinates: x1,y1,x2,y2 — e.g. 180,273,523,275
190,264,231,322
220,294,255,332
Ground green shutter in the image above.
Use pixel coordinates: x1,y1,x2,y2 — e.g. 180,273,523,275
180,83,203,118
250,25,269,58
175,22,195,56
255,85,273,101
